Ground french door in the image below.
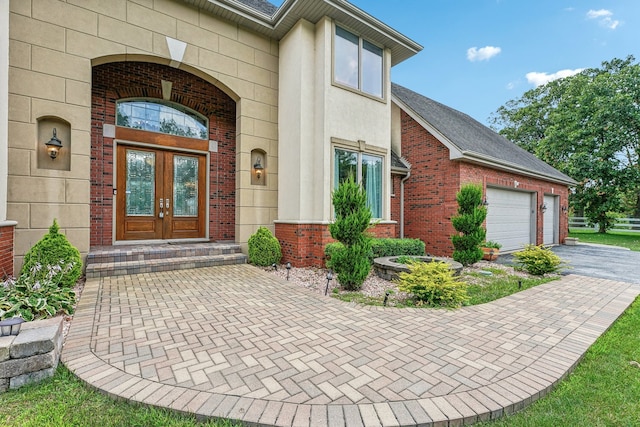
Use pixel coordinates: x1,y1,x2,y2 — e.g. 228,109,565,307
116,145,206,241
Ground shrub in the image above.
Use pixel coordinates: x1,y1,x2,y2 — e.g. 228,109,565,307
482,240,502,249
1,261,76,321
513,244,565,275
451,184,487,265
395,260,468,308
247,227,282,266
325,238,424,265
394,255,420,264
329,177,372,291
371,238,425,258
21,220,82,288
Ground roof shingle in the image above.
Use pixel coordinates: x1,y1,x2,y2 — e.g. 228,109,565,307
391,83,575,185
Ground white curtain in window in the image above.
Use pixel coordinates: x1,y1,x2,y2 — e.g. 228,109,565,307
363,154,382,218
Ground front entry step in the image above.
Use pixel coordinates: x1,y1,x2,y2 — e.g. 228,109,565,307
85,242,247,278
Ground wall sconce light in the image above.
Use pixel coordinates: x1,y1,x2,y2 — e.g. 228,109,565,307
253,156,264,180
540,203,547,213
45,128,63,159
561,205,568,214
482,198,489,207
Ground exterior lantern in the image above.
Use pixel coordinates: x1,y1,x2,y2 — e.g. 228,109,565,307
45,128,63,159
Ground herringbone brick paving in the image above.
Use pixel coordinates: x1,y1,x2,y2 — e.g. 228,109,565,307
62,265,639,426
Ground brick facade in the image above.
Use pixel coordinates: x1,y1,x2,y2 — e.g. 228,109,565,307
275,222,397,267
399,110,569,256
90,62,236,247
0,224,15,278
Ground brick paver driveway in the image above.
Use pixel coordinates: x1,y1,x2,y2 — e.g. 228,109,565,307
62,265,639,426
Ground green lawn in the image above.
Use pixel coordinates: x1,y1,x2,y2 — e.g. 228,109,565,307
569,229,640,251
0,366,237,427
476,295,640,426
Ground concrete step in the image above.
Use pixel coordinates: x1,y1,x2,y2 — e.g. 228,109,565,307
85,243,247,278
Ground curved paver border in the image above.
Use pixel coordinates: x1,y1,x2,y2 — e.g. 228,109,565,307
62,265,639,426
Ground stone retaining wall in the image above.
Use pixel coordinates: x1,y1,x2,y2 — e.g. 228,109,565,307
0,317,63,392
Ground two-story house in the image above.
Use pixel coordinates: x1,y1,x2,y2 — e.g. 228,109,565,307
0,0,574,274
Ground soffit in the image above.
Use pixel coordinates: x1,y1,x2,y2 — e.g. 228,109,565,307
179,0,422,66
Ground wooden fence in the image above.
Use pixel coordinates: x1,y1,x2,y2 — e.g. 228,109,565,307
569,217,640,233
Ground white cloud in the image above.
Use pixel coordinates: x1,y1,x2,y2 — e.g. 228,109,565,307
467,46,501,62
587,9,620,29
526,69,584,87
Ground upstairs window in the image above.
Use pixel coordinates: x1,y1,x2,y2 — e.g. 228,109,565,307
116,100,208,140
334,26,383,98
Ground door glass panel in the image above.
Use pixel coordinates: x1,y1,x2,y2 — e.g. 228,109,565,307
173,155,198,217
126,150,155,216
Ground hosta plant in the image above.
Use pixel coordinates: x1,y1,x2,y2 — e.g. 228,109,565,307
0,261,77,321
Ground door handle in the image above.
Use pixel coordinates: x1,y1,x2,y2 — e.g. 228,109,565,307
165,199,170,209
159,199,164,209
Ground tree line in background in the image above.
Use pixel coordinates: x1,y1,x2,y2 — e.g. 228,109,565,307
490,56,640,232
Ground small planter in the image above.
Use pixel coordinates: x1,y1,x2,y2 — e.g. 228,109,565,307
0,317,25,336
482,247,500,261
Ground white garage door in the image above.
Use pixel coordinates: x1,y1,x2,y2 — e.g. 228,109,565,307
486,187,534,252
543,195,558,245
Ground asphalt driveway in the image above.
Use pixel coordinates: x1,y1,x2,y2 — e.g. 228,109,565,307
499,244,640,285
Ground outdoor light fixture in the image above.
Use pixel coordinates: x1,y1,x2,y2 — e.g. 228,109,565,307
253,156,264,180
45,128,63,159
325,270,333,295
286,262,291,280
482,198,489,207
0,317,25,336
540,203,547,213
561,205,568,214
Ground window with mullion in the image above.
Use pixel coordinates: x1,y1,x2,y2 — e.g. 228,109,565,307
334,26,384,98
334,148,383,219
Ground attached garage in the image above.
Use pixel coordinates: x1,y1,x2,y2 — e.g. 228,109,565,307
486,187,535,252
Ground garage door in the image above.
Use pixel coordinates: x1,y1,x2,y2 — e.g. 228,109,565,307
543,195,558,245
486,187,534,252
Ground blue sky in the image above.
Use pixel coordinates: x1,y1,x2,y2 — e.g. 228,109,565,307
270,0,640,126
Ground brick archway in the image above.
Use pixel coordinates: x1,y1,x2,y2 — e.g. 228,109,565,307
90,62,237,247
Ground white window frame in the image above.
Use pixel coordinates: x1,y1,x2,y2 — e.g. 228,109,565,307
332,138,386,219
333,24,385,99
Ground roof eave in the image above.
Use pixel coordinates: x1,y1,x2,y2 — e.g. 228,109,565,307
180,0,422,66
459,151,578,186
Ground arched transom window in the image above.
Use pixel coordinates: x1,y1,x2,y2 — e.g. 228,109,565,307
116,99,208,140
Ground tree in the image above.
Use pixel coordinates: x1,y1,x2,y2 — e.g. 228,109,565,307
328,177,372,291
490,56,640,231
451,184,486,265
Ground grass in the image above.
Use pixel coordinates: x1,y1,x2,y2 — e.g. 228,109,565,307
465,270,557,305
475,295,640,426
331,266,558,308
0,365,238,427
569,229,640,251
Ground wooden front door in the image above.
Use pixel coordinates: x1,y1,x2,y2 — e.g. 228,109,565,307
116,145,206,241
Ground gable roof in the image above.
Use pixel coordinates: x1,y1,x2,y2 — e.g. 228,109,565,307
180,0,422,66
391,83,576,185
236,0,278,15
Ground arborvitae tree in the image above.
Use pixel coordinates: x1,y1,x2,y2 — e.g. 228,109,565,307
451,184,487,265
328,177,372,290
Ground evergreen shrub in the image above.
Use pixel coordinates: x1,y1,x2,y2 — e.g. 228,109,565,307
21,219,82,288
451,184,487,265
396,260,468,308
247,227,282,266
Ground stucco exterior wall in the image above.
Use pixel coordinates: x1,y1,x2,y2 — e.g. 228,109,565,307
7,0,279,270
278,17,394,223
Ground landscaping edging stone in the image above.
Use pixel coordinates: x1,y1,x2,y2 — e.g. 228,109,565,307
0,317,63,392
373,256,464,281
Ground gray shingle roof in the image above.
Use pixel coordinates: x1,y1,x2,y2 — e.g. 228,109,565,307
391,150,410,173
235,0,278,15
391,83,576,185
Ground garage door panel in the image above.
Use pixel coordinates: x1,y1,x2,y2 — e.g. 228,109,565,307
543,195,558,245
486,188,534,252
